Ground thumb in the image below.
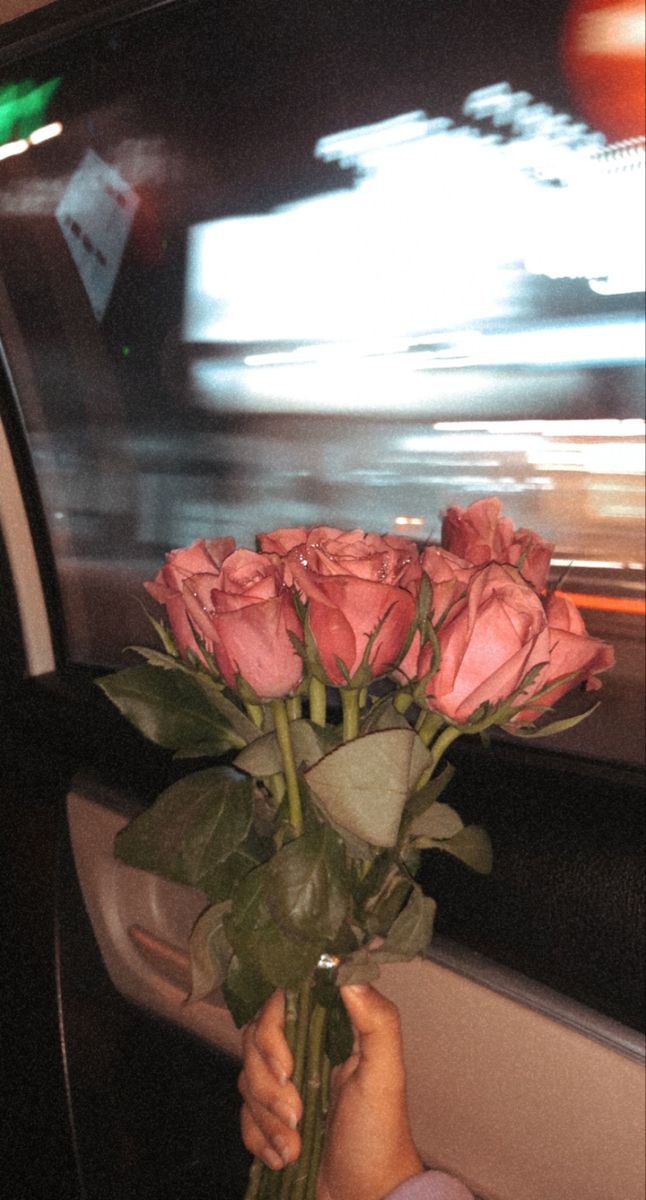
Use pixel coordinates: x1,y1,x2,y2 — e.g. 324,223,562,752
340,984,406,1089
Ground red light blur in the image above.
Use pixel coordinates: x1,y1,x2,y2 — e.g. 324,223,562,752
561,0,645,140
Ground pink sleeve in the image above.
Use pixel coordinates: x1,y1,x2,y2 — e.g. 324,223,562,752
386,1170,474,1200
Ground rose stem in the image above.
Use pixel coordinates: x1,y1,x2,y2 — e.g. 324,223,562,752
305,1050,331,1200
341,687,360,741
246,702,265,728
291,1001,327,1200
287,695,302,721
426,723,462,773
417,709,444,744
243,1156,265,1200
271,698,303,837
269,773,286,808
393,690,414,715
278,981,312,1200
266,990,296,1200
308,677,327,727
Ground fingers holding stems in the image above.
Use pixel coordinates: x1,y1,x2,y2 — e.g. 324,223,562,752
239,990,303,1171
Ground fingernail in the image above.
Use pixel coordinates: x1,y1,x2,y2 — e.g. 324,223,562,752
263,1145,284,1171
271,1135,292,1166
273,1099,298,1130
269,1056,288,1086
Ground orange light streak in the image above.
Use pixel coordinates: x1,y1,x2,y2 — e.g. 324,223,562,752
555,589,646,615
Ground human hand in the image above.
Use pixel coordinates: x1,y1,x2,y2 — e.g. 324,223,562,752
238,984,423,1200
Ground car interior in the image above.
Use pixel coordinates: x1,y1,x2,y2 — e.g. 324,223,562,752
1,2,644,1199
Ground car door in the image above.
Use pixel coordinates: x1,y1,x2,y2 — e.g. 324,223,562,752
1,2,644,1199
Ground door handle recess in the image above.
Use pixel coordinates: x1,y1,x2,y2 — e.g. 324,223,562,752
66,778,242,1057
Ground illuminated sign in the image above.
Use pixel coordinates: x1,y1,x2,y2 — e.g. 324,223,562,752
0,77,61,147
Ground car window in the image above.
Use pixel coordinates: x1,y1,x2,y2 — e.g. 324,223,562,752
0,0,643,764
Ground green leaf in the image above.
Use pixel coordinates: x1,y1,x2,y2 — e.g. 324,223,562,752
97,664,246,756
114,768,254,897
510,703,600,739
263,824,349,944
188,901,232,1002
426,824,493,874
363,876,412,938
234,720,325,777
354,852,393,908
223,955,274,1027
192,676,262,744
305,728,432,848
227,865,324,990
129,646,188,671
405,761,455,820
336,948,381,987
199,834,270,904
140,605,180,656
360,698,413,734
408,801,464,844
373,887,436,962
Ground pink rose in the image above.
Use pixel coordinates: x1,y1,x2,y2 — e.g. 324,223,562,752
442,497,554,591
420,545,476,625
510,591,615,725
294,526,421,589
257,526,309,557
181,549,304,699
144,537,236,658
396,547,475,682
422,563,551,724
287,529,419,685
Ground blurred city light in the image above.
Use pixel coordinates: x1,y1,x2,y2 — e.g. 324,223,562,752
0,137,28,160
29,121,63,145
186,82,644,419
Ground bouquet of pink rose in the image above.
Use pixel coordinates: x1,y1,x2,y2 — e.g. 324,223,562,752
98,497,613,1200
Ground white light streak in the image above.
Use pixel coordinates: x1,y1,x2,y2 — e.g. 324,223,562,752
29,121,63,145
551,558,643,571
0,138,29,161
432,419,645,437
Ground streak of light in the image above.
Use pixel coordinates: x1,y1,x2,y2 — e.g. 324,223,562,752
0,138,29,160
433,419,645,437
29,121,63,145
556,590,646,615
551,558,643,569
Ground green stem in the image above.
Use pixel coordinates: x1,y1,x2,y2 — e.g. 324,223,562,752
417,709,444,746
427,723,462,774
269,773,286,808
291,1002,328,1200
413,721,461,793
244,1157,265,1200
287,695,302,721
291,981,313,1101
305,1049,331,1199
278,981,312,1200
246,702,265,729
393,690,413,715
271,698,303,837
284,988,298,1057
320,1051,332,1120
308,677,327,727
341,687,360,742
